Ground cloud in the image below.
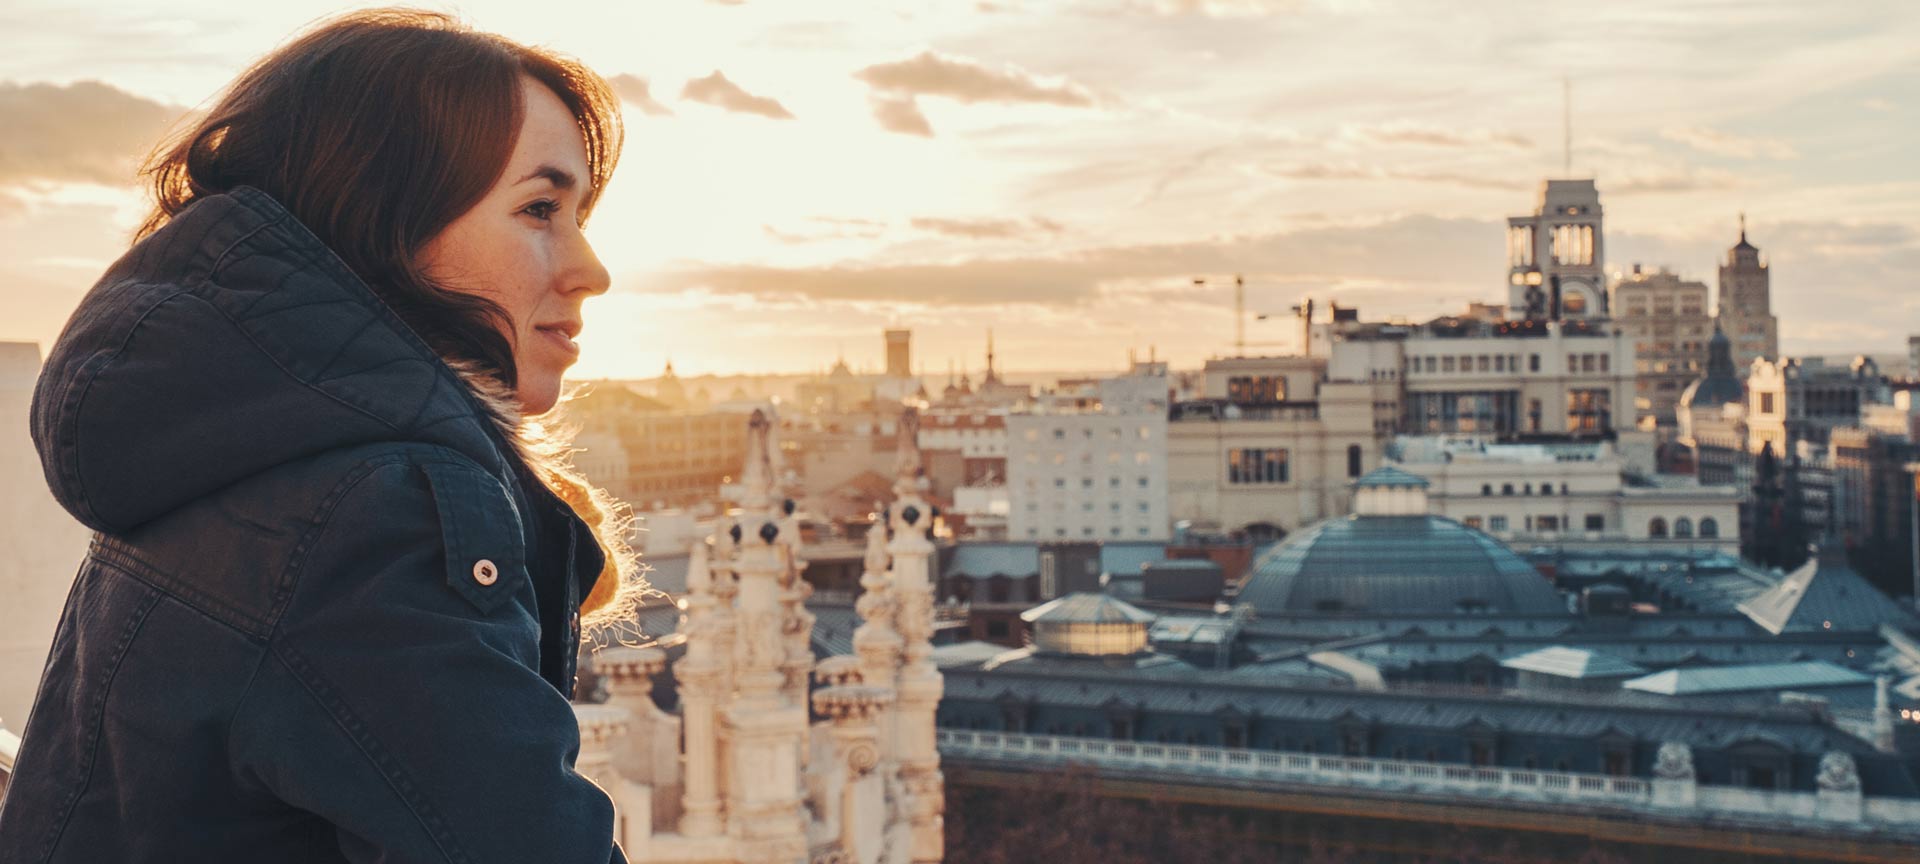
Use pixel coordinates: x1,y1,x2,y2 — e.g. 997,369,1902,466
1604,165,1747,194
680,71,794,120
1340,122,1532,150
1861,97,1895,112
1259,160,1524,190
638,213,1500,307
1106,0,1304,16
909,216,1067,239
854,50,1099,135
0,80,182,187
607,74,673,117
1660,126,1798,160
856,51,1096,107
868,92,932,136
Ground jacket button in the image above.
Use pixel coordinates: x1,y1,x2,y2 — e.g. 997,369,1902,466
473,559,499,586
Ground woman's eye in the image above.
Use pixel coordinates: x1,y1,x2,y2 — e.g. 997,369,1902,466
522,200,559,222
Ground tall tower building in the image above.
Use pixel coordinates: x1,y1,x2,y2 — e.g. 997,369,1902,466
1506,179,1606,322
1611,266,1713,429
1716,216,1778,370
884,328,912,378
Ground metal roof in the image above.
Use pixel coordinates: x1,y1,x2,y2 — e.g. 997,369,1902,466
1737,547,1917,635
1235,515,1570,616
1500,646,1647,679
942,543,1041,580
1623,661,1871,696
1352,465,1431,488
1099,542,1166,576
1022,592,1158,625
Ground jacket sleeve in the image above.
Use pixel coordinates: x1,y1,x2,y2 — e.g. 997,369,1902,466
228,454,626,864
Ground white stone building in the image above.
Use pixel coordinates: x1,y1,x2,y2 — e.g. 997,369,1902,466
1390,435,1741,554
1166,355,1383,539
1006,364,1170,541
575,410,944,864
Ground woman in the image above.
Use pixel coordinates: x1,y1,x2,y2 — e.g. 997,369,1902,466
0,9,642,862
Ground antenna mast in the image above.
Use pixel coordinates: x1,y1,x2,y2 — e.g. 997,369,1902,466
1562,76,1572,177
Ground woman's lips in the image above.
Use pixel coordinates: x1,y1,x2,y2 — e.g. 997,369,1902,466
537,326,580,358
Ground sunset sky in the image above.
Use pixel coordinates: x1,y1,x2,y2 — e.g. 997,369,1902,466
2,0,1916,380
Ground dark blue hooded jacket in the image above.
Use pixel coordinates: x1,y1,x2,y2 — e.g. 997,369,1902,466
0,186,626,863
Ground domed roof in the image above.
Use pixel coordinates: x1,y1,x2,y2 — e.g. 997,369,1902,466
1234,515,1568,616
1679,322,1744,411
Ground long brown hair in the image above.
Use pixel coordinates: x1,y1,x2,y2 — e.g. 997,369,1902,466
138,7,643,629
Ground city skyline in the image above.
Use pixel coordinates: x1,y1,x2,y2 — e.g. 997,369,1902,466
2,0,1916,378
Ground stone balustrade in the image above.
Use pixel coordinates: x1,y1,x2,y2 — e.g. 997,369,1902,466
936,729,1920,836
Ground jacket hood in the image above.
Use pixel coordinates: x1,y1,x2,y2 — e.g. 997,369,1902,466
32,186,527,534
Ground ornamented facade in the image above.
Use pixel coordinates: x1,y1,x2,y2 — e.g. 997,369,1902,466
575,408,944,864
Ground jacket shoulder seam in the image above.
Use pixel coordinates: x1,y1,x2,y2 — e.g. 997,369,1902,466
268,446,505,635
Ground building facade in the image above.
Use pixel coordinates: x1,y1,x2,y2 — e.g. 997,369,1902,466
1718,218,1780,371
1166,355,1380,539
1506,179,1608,321
1392,436,1741,554
1612,267,1713,429
568,385,755,511
1006,364,1170,542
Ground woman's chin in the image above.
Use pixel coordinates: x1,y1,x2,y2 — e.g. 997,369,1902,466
515,375,563,416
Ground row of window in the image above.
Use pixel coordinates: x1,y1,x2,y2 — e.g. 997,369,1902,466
1031,476,1153,490
1648,517,1721,539
1228,448,1290,484
1023,425,1155,441
1025,500,1155,513
1410,352,1611,376
1025,526,1157,538
1480,482,1572,496
1023,451,1155,465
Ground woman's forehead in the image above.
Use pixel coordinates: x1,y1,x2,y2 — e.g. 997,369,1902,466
507,78,591,184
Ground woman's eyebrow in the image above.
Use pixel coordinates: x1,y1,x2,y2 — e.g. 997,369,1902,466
513,164,577,190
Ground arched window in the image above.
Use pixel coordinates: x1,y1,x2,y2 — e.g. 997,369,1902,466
1648,518,1668,538
1699,517,1719,538
1674,518,1693,539
1347,444,1363,478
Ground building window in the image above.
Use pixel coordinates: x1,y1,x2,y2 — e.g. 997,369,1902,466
1566,388,1611,432
1700,517,1719,538
1759,393,1776,415
1228,448,1290,484
1529,354,1541,373
1053,428,1064,440
1464,516,1483,529
1649,518,1668,538
1481,484,1493,496
1585,514,1605,532
1138,477,1149,488
1501,483,1514,496
1227,376,1286,405
1425,356,1437,373
1674,517,1693,539
1477,355,1490,372
1347,444,1363,478
1442,356,1456,373
1536,515,1560,532
1489,515,1508,532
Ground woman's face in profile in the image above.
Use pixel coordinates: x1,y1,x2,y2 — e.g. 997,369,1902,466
418,77,611,415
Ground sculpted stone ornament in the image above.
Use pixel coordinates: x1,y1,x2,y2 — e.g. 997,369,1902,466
1817,751,1861,793
1654,742,1694,780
